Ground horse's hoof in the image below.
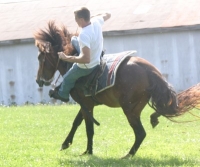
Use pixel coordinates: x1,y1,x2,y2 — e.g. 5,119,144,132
80,150,92,156
151,121,159,128
60,143,71,151
121,154,133,159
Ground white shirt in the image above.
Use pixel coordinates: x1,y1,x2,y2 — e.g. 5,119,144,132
77,16,104,69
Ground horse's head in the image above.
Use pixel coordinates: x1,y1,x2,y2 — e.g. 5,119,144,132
34,21,76,87
35,40,59,87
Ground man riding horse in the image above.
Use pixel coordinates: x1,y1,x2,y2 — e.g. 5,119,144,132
49,7,111,102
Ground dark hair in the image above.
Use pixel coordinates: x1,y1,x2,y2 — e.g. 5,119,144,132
74,7,90,22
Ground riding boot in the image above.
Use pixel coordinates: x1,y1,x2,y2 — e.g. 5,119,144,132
49,89,69,102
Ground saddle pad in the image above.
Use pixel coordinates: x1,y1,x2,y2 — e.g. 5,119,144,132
85,50,137,96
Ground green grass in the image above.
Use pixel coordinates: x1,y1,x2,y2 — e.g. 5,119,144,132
0,104,199,167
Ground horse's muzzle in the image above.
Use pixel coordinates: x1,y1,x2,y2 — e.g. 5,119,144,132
36,79,51,87
36,79,44,87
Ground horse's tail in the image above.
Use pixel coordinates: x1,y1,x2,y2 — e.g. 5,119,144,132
176,84,200,116
146,68,200,118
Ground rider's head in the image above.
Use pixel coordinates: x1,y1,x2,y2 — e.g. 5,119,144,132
74,7,90,28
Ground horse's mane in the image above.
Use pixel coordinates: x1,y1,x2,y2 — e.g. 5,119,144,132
34,20,76,55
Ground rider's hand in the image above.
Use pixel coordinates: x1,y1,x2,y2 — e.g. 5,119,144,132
58,52,66,60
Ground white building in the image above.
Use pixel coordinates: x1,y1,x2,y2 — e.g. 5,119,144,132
0,0,200,105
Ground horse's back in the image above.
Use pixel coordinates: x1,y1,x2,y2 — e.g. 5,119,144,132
95,56,152,106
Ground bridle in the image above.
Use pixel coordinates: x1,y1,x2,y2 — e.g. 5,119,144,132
40,51,61,85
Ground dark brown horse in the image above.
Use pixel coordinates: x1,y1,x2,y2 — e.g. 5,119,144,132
34,21,200,158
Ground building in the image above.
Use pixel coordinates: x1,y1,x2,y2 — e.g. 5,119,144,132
0,0,200,105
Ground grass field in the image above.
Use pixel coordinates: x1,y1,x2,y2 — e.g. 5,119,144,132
0,104,199,167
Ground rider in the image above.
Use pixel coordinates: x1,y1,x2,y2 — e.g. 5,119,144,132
49,7,111,102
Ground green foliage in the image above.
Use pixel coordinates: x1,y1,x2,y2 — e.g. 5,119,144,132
0,105,199,167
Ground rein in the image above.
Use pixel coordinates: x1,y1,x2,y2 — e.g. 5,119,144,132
53,57,61,85
40,47,99,125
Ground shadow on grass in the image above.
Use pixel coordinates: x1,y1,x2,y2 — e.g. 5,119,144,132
58,154,196,167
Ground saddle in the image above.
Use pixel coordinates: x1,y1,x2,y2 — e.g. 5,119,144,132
75,58,106,96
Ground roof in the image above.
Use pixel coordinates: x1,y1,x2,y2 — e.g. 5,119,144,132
1,0,200,42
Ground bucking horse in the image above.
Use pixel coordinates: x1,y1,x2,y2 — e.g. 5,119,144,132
34,21,200,158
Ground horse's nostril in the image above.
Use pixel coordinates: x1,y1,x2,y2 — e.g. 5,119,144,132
36,79,44,87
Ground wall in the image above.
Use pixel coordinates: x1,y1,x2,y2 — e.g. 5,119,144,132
104,30,200,92
0,42,62,105
0,29,200,105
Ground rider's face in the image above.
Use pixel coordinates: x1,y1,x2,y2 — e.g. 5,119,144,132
75,16,84,28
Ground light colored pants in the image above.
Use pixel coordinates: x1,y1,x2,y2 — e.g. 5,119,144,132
71,36,80,54
58,63,97,99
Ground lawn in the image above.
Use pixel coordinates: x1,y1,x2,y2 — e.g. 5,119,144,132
0,104,199,167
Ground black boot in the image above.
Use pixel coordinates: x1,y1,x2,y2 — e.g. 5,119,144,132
49,89,69,102
54,83,62,91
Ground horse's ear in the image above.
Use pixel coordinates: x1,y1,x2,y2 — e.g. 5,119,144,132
35,40,45,52
35,40,40,47
44,42,51,53
35,41,51,53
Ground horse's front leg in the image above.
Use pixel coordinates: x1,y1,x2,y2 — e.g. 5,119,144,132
81,109,94,155
61,109,83,150
150,112,161,128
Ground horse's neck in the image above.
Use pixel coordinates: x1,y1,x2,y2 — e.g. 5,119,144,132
55,41,77,76
58,61,73,76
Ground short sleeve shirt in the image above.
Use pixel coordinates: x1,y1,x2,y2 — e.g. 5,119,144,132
77,17,104,68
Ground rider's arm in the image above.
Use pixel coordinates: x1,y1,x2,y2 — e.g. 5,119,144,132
58,46,90,64
91,12,111,22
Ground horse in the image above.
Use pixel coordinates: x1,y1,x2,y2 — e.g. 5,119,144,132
34,21,200,158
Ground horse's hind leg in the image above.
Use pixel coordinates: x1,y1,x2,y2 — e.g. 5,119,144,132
150,112,161,128
121,97,148,158
61,109,83,150
123,116,146,158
